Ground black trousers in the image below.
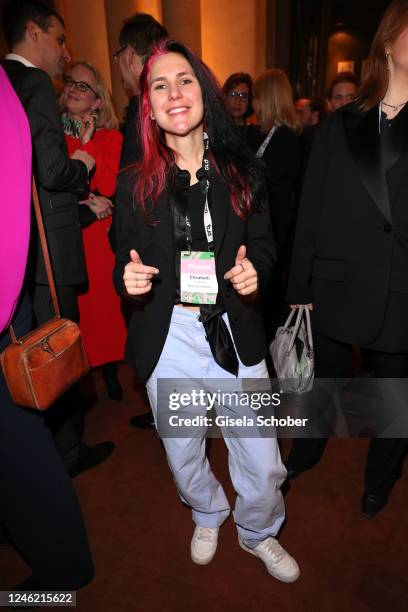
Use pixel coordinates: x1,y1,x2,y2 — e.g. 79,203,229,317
32,283,84,460
287,331,408,496
0,293,93,589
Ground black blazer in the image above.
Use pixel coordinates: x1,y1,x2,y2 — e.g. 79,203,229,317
113,170,276,380
287,102,408,352
2,60,88,286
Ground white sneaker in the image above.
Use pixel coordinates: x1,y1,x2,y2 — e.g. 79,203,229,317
239,537,300,583
191,526,219,565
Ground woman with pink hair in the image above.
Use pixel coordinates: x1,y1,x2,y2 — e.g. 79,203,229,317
114,40,299,582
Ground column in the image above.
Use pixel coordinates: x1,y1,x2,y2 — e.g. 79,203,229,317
200,0,266,85
54,0,112,90
161,0,201,56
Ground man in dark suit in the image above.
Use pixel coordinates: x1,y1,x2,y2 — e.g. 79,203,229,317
2,0,114,476
111,13,167,429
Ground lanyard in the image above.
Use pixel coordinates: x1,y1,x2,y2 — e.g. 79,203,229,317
185,133,215,252
256,126,277,158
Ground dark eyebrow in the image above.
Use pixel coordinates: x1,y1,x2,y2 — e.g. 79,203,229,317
150,71,194,84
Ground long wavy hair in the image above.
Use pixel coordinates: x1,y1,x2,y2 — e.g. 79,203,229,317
356,0,408,111
60,61,119,130
134,39,264,221
253,69,300,133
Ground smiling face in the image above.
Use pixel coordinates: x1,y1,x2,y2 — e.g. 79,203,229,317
148,52,204,141
63,64,101,118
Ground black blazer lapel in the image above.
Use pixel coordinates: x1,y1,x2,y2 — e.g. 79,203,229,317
343,106,392,222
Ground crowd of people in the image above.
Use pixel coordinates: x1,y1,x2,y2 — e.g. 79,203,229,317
1,0,407,595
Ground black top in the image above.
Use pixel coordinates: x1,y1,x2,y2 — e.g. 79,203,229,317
173,180,208,304
380,111,395,173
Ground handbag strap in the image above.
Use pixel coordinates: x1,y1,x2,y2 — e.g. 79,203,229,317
287,306,304,352
283,308,297,329
304,306,314,351
256,126,277,158
9,177,61,344
287,306,314,353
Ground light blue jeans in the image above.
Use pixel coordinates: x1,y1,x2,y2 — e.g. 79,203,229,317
146,306,286,548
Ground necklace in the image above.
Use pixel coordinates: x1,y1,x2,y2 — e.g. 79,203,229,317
381,99,408,112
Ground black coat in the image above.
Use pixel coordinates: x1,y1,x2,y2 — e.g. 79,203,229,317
110,96,141,253
246,125,301,255
2,60,88,286
287,102,408,352
119,95,141,169
113,170,276,379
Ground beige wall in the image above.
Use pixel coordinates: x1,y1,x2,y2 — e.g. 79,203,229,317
103,0,140,123
54,0,268,120
162,0,202,56
201,0,265,85
55,0,111,89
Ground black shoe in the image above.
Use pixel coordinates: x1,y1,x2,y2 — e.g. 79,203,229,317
102,365,123,401
66,442,115,478
362,492,388,519
129,411,155,429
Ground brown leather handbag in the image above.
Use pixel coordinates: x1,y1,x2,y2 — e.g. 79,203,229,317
0,178,89,410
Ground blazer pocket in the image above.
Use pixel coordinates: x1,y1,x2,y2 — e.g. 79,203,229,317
312,258,345,281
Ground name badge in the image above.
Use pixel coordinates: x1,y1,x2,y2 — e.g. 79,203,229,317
180,251,218,304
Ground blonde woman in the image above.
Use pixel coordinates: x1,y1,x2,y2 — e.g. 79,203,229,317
246,69,301,257
60,62,126,401
246,69,301,337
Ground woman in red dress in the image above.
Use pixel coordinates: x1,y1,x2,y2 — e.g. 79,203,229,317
60,61,126,400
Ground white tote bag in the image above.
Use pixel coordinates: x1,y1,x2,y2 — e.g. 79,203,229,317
270,306,314,394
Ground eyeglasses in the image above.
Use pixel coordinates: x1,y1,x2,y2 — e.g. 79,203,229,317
113,45,127,62
228,91,250,102
63,76,98,97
